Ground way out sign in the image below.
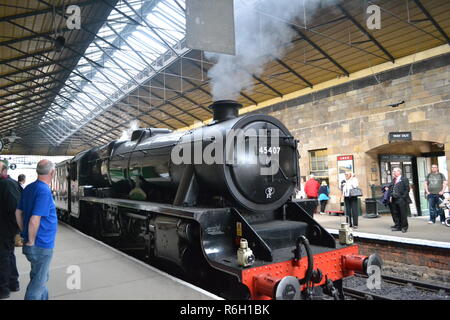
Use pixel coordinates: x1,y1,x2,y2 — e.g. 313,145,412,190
388,132,412,142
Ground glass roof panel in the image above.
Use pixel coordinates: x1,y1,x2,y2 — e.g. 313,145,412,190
40,0,188,146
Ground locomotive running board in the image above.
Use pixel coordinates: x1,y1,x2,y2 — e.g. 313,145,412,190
80,196,220,220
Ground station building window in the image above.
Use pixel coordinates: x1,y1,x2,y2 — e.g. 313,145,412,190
309,149,329,183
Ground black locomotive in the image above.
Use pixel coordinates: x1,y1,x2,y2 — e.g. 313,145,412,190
53,100,380,299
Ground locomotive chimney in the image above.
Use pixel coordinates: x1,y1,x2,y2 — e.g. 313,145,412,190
209,100,242,122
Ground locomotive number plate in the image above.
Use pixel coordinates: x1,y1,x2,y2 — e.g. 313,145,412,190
258,146,280,154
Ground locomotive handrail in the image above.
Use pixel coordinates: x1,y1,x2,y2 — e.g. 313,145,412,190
85,142,179,164
294,236,313,281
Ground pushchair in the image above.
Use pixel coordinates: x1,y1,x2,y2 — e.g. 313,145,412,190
438,192,450,227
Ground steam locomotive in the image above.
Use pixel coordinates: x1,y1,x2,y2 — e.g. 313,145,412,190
52,100,381,300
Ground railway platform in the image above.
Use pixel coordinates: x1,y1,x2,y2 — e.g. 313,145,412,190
5,223,221,300
315,214,450,246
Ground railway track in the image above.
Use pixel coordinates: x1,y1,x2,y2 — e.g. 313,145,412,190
343,286,392,300
380,274,450,294
343,274,450,300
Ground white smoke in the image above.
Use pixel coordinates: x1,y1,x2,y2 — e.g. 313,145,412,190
206,0,338,101
118,119,140,141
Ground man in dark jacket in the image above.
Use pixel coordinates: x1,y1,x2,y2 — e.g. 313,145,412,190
0,160,22,299
388,167,411,233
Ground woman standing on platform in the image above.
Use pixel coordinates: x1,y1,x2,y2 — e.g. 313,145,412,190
318,181,330,214
341,171,360,229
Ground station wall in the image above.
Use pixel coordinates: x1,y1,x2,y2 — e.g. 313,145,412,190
255,52,450,211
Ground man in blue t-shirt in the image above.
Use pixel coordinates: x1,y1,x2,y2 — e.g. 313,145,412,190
15,160,57,300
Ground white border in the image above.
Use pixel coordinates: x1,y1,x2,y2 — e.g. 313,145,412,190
326,228,450,249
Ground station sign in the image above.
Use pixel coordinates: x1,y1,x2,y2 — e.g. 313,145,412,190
337,155,354,184
379,154,413,162
389,132,412,142
337,155,353,161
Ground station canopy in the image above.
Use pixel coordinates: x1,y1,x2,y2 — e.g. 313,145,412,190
0,0,449,155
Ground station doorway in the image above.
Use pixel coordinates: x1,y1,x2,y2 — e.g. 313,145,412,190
368,141,446,216
379,154,421,215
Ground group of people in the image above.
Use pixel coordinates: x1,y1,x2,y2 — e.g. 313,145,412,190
302,172,361,228
0,159,57,300
300,164,448,234
303,175,330,215
381,165,448,232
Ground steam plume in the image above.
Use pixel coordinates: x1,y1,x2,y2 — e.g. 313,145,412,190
206,0,338,101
